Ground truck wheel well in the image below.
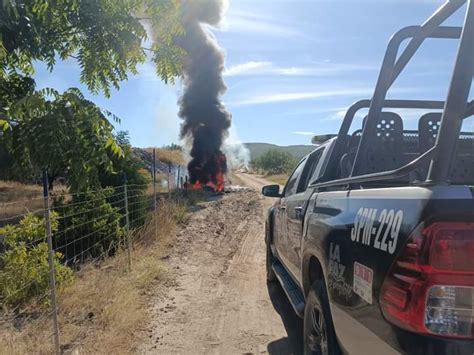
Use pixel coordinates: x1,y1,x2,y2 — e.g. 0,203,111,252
306,256,324,296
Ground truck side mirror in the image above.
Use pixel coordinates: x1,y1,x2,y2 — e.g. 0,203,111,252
262,184,281,198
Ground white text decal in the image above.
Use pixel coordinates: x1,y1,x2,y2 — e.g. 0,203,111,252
350,208,403,254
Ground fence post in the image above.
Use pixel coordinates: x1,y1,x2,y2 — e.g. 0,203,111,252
153,149,157,236
168,163,171,199
42,170,60,355
177,166,181,189
123,175,131,272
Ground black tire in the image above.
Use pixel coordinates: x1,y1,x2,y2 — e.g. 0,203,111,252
265,224,277,282
304,280,340,355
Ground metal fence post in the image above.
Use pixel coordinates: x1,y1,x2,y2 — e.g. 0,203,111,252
42,170,60,355
168,163,171,199
177,166,181,189
123,175,131,271
153,149,157,236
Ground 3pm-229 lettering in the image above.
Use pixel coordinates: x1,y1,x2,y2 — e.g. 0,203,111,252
350,208,404,254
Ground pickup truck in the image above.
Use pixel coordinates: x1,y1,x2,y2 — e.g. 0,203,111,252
262,1,474,354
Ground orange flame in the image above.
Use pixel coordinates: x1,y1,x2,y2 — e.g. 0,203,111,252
188,152,226,192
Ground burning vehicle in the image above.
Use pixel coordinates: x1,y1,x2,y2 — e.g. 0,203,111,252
186,150,227,193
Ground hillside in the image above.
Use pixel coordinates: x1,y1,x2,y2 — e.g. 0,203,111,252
132,148,185,174
244,143,315,161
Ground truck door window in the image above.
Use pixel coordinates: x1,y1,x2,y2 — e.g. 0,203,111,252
297,148,324,193
284,159,306,197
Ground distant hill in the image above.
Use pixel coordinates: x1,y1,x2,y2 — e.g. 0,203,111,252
244,143,315,161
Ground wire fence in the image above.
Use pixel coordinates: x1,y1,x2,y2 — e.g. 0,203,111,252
0,168,183,354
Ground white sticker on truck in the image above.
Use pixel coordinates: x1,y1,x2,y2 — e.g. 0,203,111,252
353,262,374,304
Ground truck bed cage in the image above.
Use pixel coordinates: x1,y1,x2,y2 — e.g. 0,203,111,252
310,0,474,190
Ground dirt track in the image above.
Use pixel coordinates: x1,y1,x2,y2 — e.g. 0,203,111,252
141,173,302,354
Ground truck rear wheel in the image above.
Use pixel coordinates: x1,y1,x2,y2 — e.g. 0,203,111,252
265,225,277,282
304,281,340,355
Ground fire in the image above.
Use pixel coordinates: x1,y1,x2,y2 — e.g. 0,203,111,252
186,151,226,192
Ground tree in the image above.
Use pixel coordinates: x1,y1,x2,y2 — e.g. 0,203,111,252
0,0,185,95
164,143,183,151
0,0,186,189
5,88,122,190
99,131,149,189
98,131,150,227
0,73,37,180
253,149,297,174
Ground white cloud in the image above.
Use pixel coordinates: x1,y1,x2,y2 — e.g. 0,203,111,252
277,107,347,118
230,85,424,107
322,109,364,122
276,64,376,76
331,110,349,120
292,131,315,136
224,61,377,77
231,88,373,106
225,61,272,76
322,107,439,125
221,9,305,38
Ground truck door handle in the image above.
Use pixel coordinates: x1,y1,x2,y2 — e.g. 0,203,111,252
294,206,303,213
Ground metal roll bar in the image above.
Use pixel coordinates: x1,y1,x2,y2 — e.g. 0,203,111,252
311,0,474,190
351,0,472,180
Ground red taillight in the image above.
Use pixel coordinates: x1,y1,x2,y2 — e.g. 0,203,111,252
429,223,474,272
380,221,474,339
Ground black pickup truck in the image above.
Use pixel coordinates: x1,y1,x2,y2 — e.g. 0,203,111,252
262,2,474,354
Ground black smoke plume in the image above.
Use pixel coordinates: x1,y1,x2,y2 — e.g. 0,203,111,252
177,0,230,186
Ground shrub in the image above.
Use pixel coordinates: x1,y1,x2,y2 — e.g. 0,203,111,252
54,188,125,264
127,186,149,229
252,149,297,174
0,213,74,308
98,131,150,229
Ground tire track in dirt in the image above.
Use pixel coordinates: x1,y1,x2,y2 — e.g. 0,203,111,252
141,174,302,354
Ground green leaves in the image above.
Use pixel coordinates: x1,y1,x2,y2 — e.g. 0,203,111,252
252,149,298,174
1,0,185,95
106,136,124,158
3,86,123,192
0,212,73,308
0,0,187,190
0,118,10,131
145,0,185,84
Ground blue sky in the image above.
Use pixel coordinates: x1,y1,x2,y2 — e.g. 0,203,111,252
33,0,464,147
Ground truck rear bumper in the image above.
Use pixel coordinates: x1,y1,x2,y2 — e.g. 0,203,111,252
331,303,474,355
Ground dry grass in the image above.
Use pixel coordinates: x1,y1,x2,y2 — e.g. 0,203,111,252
0,198,189,354
0,181,67,222
144,173,172,196
264,173,289,186
145,148,184,166
0,181,42,201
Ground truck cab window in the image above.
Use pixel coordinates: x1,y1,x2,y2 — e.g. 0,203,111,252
284,159,306,197
298,148,325,192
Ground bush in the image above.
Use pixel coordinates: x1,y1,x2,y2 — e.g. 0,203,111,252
99,131,150,229
252,149,297,174
54,188,125,264
127,186,149,229
0,213,74,308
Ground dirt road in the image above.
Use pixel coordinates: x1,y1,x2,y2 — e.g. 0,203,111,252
141,173,302,354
